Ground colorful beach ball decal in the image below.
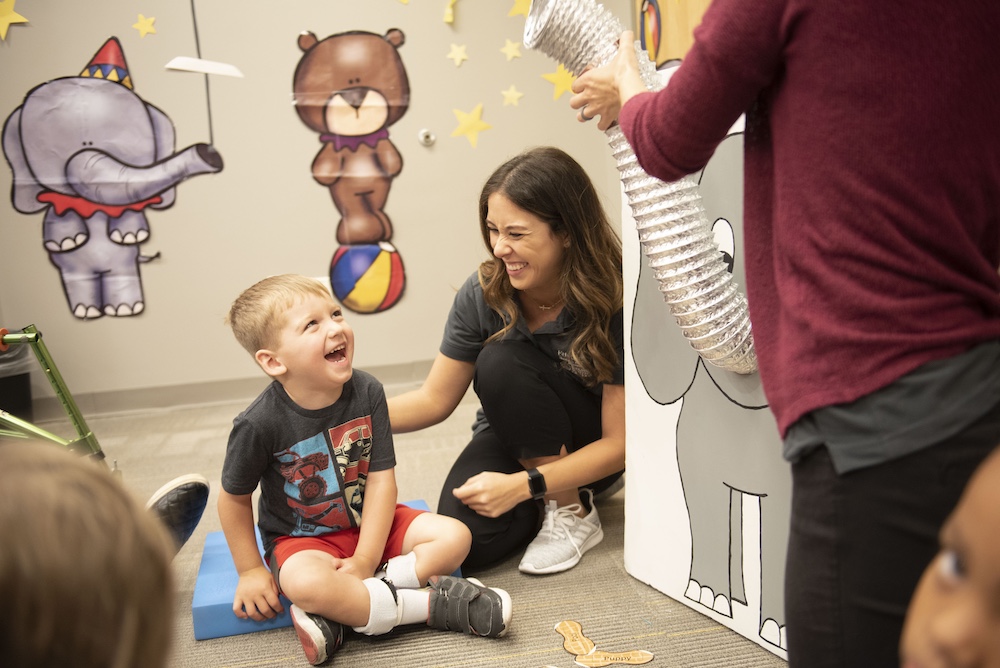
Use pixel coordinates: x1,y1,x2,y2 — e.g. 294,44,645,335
330,242,405,314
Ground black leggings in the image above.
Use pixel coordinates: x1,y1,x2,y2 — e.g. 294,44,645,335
784,397,1000,667
436,341,622,569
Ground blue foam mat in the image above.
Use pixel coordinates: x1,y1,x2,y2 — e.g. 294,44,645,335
192,499,431,640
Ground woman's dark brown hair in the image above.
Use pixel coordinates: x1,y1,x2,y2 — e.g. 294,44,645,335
478,146,623,386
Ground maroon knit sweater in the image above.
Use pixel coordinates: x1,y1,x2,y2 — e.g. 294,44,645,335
620,0,1000,436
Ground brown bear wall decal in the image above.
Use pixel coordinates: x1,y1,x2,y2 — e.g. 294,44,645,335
292,29,409,314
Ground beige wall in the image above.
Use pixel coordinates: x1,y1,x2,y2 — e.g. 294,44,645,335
0,0,630,411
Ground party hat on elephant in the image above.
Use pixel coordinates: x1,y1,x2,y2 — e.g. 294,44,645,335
79,37,133,89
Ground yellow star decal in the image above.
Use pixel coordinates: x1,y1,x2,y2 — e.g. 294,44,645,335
501,85,524,106
0,0,29,41
399,0,409,4
133,14,156,38
451,104,491,148
542,64,576,100
508,0,531,18
446,43,468,67
500,39,521,62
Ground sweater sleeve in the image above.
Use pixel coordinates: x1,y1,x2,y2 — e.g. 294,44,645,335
620,0,789,181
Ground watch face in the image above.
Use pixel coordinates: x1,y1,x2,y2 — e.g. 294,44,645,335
528,469,546,498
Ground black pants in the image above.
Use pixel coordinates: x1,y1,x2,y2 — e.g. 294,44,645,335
436,341,622,570
785,398,1000,667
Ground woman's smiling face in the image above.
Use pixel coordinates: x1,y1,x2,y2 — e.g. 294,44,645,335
485,192,567,299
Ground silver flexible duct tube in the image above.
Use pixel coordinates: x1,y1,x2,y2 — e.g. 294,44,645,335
524,0,757,374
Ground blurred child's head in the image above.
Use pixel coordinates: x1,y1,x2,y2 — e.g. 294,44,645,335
0,442,175,668
227,275,354,406
900,445,1000,668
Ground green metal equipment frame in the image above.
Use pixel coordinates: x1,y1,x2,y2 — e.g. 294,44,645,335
0,324,110,470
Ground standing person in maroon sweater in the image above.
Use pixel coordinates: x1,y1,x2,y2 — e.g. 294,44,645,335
570,1,1000,665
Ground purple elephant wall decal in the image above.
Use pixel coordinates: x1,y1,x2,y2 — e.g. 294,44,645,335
2,37,223,319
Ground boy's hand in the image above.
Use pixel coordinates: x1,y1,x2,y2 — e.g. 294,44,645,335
233,566,285,620
336,554,379,580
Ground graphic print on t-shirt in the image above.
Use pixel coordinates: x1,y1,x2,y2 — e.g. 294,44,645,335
276,416,374,536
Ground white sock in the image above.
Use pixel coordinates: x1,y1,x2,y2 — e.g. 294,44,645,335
352,578,402,636
383,552,422,588
396,588,431,626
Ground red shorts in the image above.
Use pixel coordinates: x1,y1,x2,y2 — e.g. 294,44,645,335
270,504,425,585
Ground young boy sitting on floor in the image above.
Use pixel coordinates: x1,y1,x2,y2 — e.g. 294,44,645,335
219,274,511,665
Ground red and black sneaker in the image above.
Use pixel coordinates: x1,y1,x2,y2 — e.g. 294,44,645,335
290,604,345,665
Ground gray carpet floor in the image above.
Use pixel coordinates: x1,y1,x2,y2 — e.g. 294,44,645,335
37,389,787,668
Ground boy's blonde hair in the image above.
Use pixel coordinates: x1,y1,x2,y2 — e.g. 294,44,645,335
0,442,175,668
226,274,333,355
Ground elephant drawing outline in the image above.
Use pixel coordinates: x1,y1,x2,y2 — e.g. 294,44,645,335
630,131,791,649
2,36,223,319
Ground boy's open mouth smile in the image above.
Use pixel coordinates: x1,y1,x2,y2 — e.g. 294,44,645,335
325,344,347,362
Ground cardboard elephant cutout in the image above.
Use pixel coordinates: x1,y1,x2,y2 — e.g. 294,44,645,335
2,37,223,319
630,132,791,650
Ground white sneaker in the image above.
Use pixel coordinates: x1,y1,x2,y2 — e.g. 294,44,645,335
518,488,604,575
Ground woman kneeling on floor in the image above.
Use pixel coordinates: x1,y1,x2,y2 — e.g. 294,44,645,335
388,146,626,574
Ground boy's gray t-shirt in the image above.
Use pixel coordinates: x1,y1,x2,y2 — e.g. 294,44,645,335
222,369,394,558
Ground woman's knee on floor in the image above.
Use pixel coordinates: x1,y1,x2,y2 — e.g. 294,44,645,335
463,502,541,569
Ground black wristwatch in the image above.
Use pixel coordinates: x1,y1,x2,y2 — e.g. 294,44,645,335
526,468,547,500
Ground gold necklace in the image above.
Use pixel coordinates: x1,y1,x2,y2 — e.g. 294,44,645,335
528,295,563,311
